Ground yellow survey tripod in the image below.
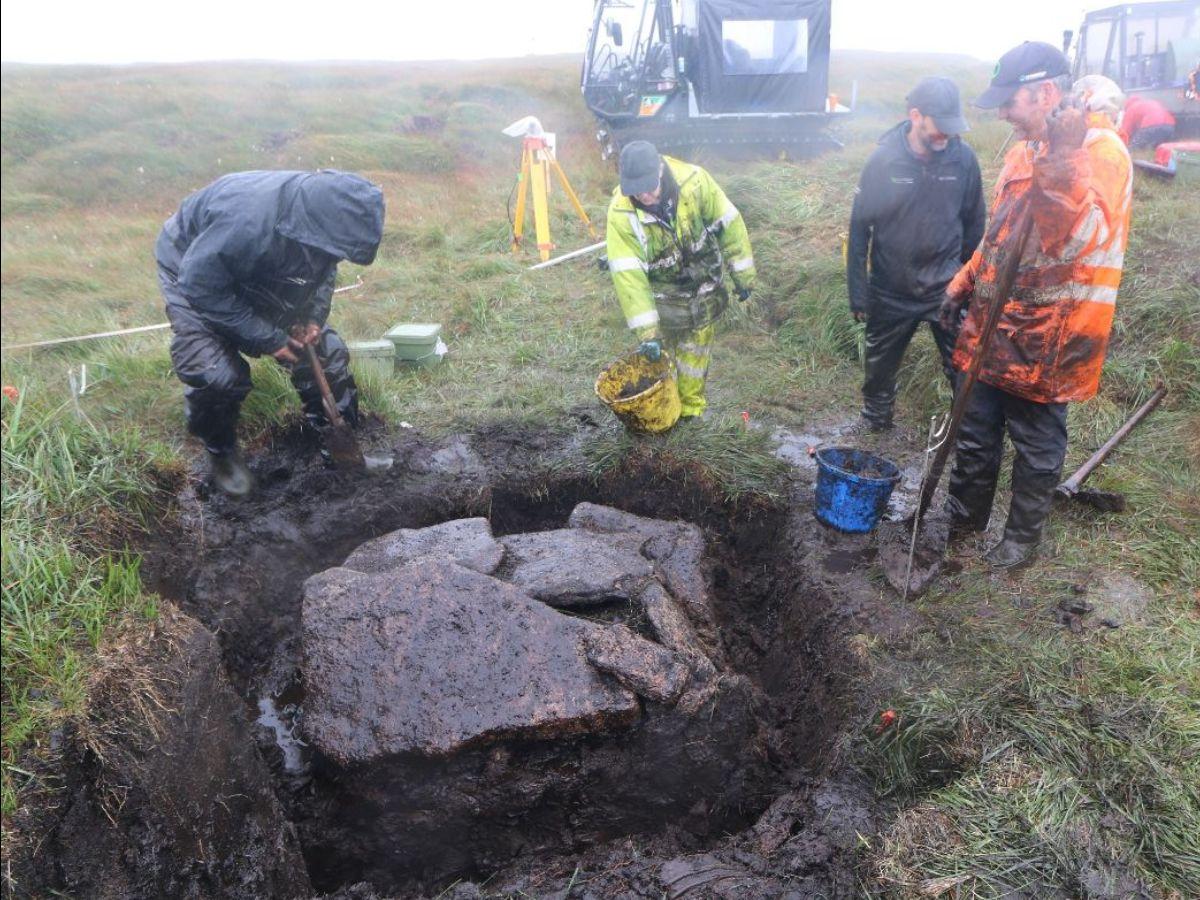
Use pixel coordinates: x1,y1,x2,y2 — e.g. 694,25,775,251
510,133,597,262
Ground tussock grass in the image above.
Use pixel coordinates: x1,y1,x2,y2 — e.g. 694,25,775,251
867,612,1200,897
0,392,163,814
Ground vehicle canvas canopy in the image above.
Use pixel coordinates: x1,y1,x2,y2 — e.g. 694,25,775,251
581,0,841,154
694,0,831,113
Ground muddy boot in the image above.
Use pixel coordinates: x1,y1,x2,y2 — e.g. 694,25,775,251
984,536,1037,570
207,448,254,497
943,495,989,544
853,412,893,433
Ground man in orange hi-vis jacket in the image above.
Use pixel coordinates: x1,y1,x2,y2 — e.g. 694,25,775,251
937,42,1132,569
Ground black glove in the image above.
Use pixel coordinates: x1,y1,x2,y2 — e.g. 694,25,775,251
637,339,663,362
736,287,752,303
938,292,968,333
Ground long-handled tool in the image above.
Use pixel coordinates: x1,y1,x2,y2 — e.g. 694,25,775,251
1055,383,1167,510
901,412,950,601
881,203,1037,597
305,343,365,469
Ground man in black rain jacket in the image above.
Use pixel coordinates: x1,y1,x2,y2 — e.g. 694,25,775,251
156,169,385,495
846,77,985,430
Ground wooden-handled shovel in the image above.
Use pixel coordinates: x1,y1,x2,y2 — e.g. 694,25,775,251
305,343,365,469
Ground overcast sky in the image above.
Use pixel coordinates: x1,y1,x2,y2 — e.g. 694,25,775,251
3,0,1086,65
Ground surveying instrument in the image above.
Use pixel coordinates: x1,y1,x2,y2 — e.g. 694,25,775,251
503,116,597,262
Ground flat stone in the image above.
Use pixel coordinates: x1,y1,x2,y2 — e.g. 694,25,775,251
569,503,723,660
635,578,704,657
583,624,692,705
341,517,503,576
301,563,639,764
498,528,653,607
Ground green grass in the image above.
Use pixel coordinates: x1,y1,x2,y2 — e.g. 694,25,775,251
0,391,166,814
866,596,1200,897
2,52,1198,896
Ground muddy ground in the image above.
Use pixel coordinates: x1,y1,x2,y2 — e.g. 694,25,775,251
6,414,935,899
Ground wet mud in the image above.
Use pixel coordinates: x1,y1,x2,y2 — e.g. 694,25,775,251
617,374,659,399
9,417,933,899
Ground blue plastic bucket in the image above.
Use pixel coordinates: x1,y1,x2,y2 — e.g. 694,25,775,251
814,447,901,534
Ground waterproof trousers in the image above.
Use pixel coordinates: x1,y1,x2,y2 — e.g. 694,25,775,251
664,323,716,418
945,380,1068,545
159,265,358,455
862,311,957,428
1129,124,1174,149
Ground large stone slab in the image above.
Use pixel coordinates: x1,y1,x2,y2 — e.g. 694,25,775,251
583,624,692,705
569,503,724,662
498,528,653,607
301,563,639,764
635,578,705,657
341,517,504,576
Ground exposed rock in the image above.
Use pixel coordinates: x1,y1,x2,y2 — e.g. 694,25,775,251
498,528,653,607
569,503,724,660
301,563,639,764
584,624,692,704
340,516,503,576
636,577,706,656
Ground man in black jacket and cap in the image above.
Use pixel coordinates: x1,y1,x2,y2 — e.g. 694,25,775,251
846,77,985,431
156,169,385,496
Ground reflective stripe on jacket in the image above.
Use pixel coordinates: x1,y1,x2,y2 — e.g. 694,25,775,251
948,123,1131,403
605,156,755,335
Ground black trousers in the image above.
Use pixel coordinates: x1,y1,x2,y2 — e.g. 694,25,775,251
1129,124,1174,149
946,380,1068,545
862,312,957,427
159,266,358,454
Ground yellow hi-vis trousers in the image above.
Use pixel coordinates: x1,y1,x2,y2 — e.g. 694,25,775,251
666,323,715,417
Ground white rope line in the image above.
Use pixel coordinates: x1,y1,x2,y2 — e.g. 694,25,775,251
2,322,172,352
0,278,367,352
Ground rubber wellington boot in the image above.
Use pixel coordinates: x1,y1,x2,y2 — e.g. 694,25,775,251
207,449,254,498
984,536,1038,570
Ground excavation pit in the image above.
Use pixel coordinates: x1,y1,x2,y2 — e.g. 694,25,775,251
136,425,863,897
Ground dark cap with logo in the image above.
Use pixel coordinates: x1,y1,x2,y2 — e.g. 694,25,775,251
619,140,663,196
975,41,1071,109
906,77,969,135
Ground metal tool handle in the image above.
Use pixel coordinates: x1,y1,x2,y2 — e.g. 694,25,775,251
1057,384,1167,496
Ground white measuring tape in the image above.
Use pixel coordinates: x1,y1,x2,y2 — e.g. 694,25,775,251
1,278,366,352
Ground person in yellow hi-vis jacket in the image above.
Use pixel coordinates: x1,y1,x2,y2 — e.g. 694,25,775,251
605,141,755,421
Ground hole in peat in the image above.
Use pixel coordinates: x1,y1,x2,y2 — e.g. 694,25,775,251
143,434,855,897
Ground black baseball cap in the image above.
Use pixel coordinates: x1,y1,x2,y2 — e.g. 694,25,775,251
906,77,969,135
975,41,1071,109
619,141,662,196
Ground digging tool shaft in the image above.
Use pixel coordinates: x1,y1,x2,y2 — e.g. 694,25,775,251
305,343,345,427
304,344,365,469
916,205,1036,521
1056,384,1167,497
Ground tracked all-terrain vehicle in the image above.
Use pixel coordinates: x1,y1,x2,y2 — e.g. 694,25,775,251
581,0,849,157
1070,0,1200,131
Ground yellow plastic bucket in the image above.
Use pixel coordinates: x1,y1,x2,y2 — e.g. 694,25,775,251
594,351,682,434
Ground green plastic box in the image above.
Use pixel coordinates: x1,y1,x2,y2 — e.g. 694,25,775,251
347,339,396,378
384,323,442,361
